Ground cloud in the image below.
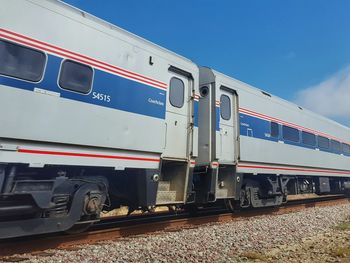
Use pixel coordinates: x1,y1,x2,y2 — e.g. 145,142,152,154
295,66,350,119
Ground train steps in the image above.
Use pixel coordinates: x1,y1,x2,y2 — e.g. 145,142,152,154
156,181,177,203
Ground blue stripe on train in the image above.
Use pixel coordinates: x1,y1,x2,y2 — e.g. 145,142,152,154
239,112,348,156
239,113,277,142
216,107,220,131
194,101,199,127
0,54,166,120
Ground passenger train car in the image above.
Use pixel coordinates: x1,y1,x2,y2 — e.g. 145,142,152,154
0,0,349,238
0,0,198,238
196,68,350,209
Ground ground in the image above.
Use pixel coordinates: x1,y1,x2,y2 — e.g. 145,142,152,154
1,204,350,263
237,219,350,263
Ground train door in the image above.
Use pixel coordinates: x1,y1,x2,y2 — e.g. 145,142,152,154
163,71,191,159
218,87,237,164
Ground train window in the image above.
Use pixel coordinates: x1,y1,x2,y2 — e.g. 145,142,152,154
59,60,93,94
270,122,279,138
302,131,316,146
0,39,46,82
169,77,184,108
331,140,341,153
342,143,350,154
220,95,231,120
317,136,330,149
282,125,299,142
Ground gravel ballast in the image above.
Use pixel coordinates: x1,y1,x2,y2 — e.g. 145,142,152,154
3,204,350,263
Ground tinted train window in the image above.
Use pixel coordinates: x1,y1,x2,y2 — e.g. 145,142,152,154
331,140,341,153
302,131,316,146
282,125,299,142
0,40,46,82
318,136,330,149
59,60,93,94
220,95,231,120
270,122,279,138
342,143,350,154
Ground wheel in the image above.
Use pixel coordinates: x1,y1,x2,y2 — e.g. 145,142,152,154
239,185,252,208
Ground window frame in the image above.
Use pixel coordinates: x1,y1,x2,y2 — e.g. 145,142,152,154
282,125,300,143
342,143,350,155
301,131,316,146
220,94,231,121
270,122,279,138
58,59,94,95
330,139,341,153
317,136,330,150
0,39,47,83
169,77,185,108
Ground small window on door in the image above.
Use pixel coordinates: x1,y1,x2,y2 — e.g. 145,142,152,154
220,95,231,120
169,77,184,108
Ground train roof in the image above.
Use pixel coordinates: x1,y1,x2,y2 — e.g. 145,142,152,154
33,0,197,68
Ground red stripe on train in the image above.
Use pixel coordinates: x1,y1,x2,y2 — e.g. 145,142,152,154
238,164,350,175
17,149,160,163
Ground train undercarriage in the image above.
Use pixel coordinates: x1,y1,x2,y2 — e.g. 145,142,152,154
225,173,350,211
1,163,350,239
193,165,350,211
0,164,160,238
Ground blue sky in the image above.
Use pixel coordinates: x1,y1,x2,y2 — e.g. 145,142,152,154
63,0,350,126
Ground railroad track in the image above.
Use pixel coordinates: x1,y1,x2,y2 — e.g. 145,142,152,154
0,195,349,259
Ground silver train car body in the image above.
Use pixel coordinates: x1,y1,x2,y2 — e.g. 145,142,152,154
0,0,198,238
0,0,350,239
197,67,350,208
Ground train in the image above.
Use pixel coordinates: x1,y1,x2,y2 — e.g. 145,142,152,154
0,0,350,239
